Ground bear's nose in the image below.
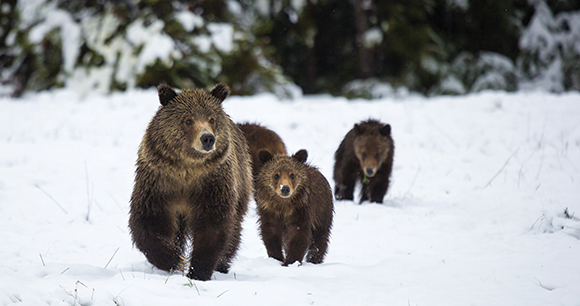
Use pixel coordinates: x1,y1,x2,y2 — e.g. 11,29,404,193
280,185,290,196
365,167,375,176
200,133,215,151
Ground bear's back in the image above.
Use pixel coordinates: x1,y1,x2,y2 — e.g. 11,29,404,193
304,165,333,227
238,123,287,177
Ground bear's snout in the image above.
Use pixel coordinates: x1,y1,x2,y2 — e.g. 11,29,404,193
200,133,216,151
365,167,375,177
280,185,291,197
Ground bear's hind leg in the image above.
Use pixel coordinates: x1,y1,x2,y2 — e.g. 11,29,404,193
306,226,330,264
215,218,243,274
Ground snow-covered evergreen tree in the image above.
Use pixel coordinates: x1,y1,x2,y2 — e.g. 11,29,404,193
517,1,580,92
0,0,298,98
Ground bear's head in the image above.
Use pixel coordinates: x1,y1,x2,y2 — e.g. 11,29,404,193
146,83,231,162
353,122,392,178
258,149,308,199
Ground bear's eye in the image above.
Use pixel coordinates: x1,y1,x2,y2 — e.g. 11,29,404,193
209,118,215,124
274,174,280,180
185,119,194,126
362,152,367,160
375,153,379,159
290,173,295,180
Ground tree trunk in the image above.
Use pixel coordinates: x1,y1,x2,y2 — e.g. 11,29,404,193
353,0,372,78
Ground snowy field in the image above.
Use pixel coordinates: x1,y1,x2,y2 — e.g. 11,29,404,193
1,88,579,306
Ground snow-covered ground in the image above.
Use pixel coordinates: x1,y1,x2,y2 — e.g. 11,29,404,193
1,89,579,305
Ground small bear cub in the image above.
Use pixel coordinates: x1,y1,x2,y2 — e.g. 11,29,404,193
333,119,394,203
237,122,287,178
255,149,334,266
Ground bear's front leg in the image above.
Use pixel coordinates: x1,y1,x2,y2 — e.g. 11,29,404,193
259,212,284,262
129,210,184,272
187,225,228,281
370,182,387,203
335,163,358,200
369,171,390,203
282,216,311,266
335,179,355,201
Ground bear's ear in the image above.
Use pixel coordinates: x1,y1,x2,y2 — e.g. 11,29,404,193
158,84,178,106
259,150,274,164
210,83,230,103
380,124,391,136
292,149,308,164
354,123,365,135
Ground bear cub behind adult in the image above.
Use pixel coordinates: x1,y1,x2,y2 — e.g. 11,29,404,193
334,119,394,203
129,83,252,281
237,122,287,178
256,149,334,266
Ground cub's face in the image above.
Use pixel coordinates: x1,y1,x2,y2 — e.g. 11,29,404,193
353,123,392,178
354,136,390,177
259,149,308,199
270,166,300,198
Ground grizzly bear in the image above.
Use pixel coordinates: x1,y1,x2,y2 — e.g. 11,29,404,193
333,119,394,204
129,83,252,281
255,149,334,266
237,122,287,177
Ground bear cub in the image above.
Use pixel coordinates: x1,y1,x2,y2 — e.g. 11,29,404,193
237,122,287,178
129,83,252,281
333,119,394,204
255,149,334,266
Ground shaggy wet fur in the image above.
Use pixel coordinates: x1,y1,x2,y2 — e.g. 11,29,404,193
129,83,252,281
255,149,334,266
333,119,394,203
237,122,287,178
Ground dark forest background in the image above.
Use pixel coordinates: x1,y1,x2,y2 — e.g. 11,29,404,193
1,0,580,98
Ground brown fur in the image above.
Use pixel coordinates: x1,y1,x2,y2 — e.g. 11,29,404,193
237,122,287,178
333,119,394,203
128,83,252,281
255,149,334,266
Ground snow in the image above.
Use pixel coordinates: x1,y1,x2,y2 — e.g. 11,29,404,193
519,2,556,65
1,89,580,305
192,35,212,53
16,0,48,28
438,75,466,95
27,5,81,74
126,19,181,75
343,79,415,99
363,27,383,48
518,2,580,92
446,0,468,10
174,11,204,32
207,23,234,53
253,0,270,16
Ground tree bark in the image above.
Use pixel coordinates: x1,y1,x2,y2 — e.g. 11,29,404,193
353,0,372,78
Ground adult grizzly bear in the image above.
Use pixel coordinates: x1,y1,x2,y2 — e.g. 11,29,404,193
237,122,287,177
333,119,394,204
129,83,252,281
256,149,334,266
